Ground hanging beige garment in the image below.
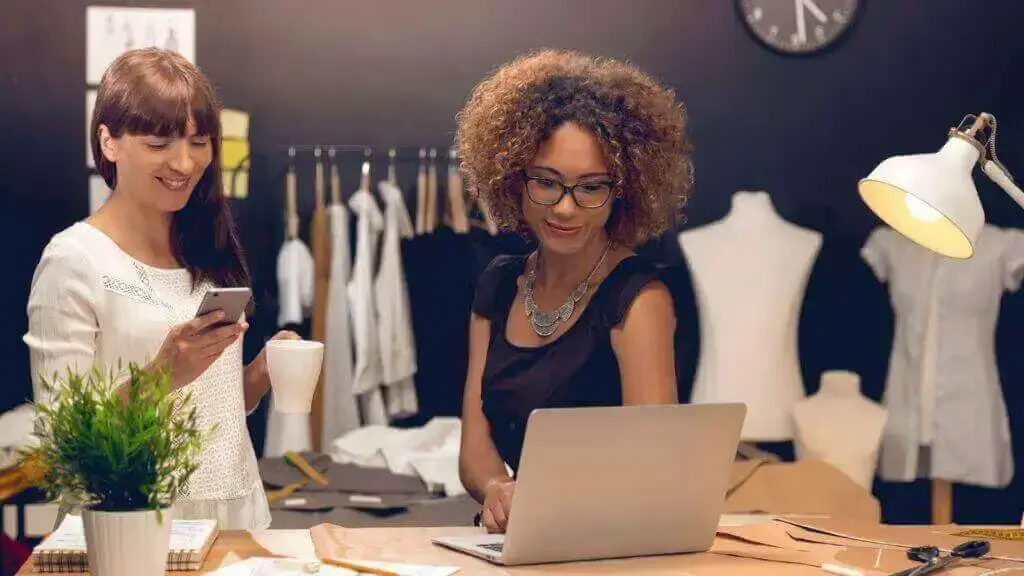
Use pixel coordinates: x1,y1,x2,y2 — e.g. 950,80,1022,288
310,157,331,451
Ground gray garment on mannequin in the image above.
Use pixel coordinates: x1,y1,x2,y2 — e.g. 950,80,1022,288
861,224,1024,487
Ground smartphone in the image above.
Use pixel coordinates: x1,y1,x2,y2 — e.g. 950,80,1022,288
195,287,252,328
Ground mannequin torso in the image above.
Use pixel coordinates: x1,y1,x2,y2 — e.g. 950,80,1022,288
679,191,821,441
792,370,888,489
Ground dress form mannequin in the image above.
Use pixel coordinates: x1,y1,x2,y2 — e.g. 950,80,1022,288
679,190,821,441
792,370,888,489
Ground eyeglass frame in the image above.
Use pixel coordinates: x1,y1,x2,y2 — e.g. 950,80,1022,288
518,170,617,209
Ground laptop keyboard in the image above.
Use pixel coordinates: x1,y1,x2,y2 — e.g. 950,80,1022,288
479,543,504,553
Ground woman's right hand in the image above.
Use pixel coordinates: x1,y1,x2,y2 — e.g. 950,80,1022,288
152,311,247,390
480,478,516,534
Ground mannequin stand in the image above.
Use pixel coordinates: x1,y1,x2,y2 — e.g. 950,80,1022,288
933,478,953,524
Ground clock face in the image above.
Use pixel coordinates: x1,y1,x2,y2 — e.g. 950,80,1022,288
737,0,862,54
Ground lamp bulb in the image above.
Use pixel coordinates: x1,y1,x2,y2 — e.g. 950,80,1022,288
904,193,943,222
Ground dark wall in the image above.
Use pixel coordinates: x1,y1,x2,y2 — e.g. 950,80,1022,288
2,0,1022,524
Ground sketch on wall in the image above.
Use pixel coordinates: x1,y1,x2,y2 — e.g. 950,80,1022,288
89,175,112,215
86,6,196,85
86,5,196,214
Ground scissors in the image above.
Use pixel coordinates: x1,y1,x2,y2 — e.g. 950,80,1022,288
888,539,990,576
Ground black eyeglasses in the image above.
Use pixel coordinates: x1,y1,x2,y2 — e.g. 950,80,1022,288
520,171,615,209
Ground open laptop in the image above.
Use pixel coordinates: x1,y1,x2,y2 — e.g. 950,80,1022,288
431,402,746,566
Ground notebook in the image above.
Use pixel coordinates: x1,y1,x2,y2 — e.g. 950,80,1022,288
31,514,218,573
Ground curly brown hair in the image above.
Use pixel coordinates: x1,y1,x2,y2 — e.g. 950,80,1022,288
456,49,693,247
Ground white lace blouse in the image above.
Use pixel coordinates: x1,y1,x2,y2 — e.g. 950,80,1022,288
24,222,271,530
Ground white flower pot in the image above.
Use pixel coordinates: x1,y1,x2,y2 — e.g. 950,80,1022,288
82,507,173,576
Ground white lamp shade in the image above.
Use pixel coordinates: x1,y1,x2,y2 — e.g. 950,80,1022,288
858,136,984,259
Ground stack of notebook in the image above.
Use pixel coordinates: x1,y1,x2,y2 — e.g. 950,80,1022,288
30,514,218,573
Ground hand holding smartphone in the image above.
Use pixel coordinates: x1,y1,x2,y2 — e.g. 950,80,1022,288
195,287,253,328
151,287,253,390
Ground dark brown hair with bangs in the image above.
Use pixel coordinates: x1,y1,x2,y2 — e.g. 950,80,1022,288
91,47,250,290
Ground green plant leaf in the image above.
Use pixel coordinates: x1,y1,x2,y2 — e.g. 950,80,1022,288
25,362,211,513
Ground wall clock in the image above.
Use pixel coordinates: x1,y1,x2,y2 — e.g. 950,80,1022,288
736,0,862,55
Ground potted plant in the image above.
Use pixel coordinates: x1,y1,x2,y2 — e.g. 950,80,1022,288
28,362,208,576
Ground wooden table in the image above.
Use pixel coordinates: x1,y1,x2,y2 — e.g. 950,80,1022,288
15,527,829,575
310,526,832,575
19,524,1021,575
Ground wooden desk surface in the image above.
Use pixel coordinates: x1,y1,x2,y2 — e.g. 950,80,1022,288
15,526,827,576
23,524,1017,575
310,526,828,576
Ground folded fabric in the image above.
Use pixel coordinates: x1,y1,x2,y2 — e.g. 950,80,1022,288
0,404,38,471
328,418,463,495
273,495,479,530
300,463,429,495
260,453,429,495
259,451,333,488
268,491,419,512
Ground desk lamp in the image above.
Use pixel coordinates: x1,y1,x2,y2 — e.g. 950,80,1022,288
858,114,1024,526
859,113,1024,258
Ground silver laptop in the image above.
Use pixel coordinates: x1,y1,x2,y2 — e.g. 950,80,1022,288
432,402,746,566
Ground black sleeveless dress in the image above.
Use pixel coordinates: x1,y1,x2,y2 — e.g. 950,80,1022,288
471,253,664,474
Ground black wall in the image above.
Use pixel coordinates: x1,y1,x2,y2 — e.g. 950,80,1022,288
2,0,1022,524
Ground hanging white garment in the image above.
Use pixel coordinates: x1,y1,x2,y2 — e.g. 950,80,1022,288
375,181,419,418
275,238,314,327
861,224,1024,487
321,201,360,447
348,189,388,426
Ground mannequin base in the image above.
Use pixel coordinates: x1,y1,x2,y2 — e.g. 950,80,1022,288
932,478,953,524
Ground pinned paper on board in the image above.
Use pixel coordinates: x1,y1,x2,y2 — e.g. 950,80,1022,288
86,6,196,85
86,90,97,168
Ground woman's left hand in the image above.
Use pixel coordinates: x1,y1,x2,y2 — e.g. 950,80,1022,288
247,330,302,395
270,330,302,343
257,330,302,367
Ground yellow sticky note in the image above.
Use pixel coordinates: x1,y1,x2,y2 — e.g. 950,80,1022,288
224,168,248,199
221,139,249,171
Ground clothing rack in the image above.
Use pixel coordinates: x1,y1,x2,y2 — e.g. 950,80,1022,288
279,143,496,238
280,145,459,162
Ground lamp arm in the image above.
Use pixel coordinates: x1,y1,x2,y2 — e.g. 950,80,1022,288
982,160,1024,211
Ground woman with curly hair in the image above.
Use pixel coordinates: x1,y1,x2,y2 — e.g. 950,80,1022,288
456,49,694,533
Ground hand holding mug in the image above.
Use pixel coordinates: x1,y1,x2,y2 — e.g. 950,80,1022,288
261,336,324,413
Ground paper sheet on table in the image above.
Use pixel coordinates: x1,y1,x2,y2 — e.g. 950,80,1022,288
206,557,458,576
206,557,344,575
713,521,895,575
247,529,318,560
716,519,1024,575
332,559,459,576
778,517,1024,563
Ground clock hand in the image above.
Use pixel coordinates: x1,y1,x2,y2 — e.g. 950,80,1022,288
804,0,828,23
796,0,806,42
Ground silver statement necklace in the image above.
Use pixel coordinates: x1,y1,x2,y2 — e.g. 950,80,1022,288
524,241,612,338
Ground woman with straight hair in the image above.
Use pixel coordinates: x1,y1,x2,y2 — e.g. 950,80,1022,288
24,47,296,530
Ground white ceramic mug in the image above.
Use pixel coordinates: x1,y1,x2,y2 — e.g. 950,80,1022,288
266,340,324,414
